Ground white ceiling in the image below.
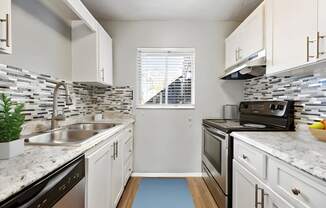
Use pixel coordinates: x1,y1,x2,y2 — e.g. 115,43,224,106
82,0,263,21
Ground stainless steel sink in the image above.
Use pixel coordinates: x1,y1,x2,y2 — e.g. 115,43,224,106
67,123,118,131
25,129,99,146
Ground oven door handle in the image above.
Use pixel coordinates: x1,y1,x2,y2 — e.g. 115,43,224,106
205,127,226,140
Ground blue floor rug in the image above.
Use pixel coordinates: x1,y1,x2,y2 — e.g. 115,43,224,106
132,178,195,208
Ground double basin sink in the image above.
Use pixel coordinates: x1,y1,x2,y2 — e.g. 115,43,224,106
25,123,119,146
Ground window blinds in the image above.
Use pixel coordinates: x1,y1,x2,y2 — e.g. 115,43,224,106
137,48,195,107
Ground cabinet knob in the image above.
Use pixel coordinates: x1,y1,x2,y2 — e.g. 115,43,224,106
242,154,248,160
291,188,301,196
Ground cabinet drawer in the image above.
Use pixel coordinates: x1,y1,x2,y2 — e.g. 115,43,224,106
269,159,326,208
124,137,133,162
234,140,267,179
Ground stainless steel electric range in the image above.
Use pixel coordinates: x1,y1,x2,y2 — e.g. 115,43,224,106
202,101,295,208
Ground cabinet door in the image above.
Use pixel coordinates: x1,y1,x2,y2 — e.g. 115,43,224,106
225,32,239,69
98,25,113,85
112,139,124,207
267,0,318,74
71,21,98,82
86,142,113,208
0,0,11,54
317,0,326,61
239,3,265,60
233,160,258,208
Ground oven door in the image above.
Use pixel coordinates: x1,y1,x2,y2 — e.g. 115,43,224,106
202,125,229,194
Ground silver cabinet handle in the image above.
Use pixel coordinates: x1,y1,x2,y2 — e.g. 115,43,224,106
111,143,115,159
317,32,325,59
101,68,105,81
255,184,267,208
255,184,258,208
115,141,118,159
0,14,9,47
307,36,315,62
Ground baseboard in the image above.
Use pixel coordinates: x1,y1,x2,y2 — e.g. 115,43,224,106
131,172,202,178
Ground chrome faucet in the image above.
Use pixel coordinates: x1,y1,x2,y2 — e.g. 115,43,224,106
51,82,73,130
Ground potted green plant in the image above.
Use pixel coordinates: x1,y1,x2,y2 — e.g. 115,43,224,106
0,94,25,159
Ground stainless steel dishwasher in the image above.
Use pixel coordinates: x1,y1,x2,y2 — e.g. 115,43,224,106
0,155,85,208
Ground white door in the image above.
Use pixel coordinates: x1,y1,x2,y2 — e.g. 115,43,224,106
225,32,239,69
86,142,113,208
239,2,265,60
0,0,11,54
233,160,258,208
111,139,124,207
267,0,318,74
317,0,326,61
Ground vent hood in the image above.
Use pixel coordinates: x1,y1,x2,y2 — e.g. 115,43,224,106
221,50,266,80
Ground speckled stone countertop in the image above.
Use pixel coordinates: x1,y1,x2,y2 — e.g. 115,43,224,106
0,117,135,203
231,125,326,182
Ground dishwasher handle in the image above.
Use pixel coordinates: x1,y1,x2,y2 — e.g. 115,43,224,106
0,155,85,208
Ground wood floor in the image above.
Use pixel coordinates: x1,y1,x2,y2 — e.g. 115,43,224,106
117,177,219,208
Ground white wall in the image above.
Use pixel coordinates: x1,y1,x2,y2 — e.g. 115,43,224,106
102,21,244,173
0,0,72,79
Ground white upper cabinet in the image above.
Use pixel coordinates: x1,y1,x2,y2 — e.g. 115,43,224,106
225,2,265,69
239,3,265,61
225,32,239,69
71,22,113,86
0,0,11,54
317,0,326,61
266,0,318,75
52,0,114,86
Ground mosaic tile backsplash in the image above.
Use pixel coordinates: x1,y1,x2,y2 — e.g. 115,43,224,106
0,64,133,122
244,73,326,124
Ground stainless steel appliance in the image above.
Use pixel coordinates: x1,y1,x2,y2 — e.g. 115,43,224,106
202,101,295,208
0,155,85,208
221,50,266,80
223,104,239,120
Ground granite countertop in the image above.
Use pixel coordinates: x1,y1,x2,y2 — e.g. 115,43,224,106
231,125,326,182
0,117,135,203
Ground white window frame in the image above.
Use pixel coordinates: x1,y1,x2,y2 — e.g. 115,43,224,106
136,48,196,109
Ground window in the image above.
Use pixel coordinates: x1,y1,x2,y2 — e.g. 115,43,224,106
136,48,195,109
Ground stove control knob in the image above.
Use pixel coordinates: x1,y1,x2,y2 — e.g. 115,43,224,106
270,104,277,110
277,105,285,110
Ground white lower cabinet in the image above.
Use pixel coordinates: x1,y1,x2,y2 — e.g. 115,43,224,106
85,141,113,208
233,139,326,208
233,160,293,208
233,160,259,208
111,137,124,208
85,125,134,208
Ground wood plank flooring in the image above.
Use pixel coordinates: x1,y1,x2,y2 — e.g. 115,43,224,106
117,177,219,208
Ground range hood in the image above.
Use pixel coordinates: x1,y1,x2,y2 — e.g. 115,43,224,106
221,50,266,80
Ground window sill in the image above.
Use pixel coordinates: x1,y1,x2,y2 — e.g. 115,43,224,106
136,105,195,110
